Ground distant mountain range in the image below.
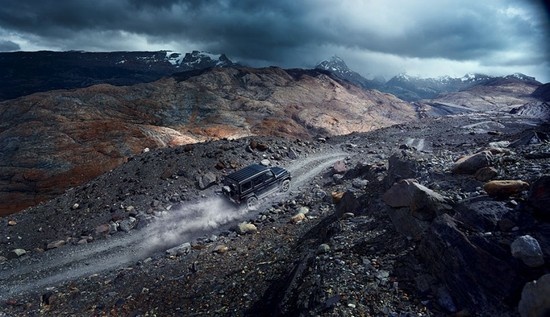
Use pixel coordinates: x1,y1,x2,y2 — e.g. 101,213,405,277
1,50,543,103
315,55,541,101
0,50,236,100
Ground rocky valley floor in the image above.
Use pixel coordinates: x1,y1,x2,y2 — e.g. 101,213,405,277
1,112,549,316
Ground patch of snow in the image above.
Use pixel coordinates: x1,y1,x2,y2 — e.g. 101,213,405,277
201,52,221,61
165,51,184,66
461,73,476,82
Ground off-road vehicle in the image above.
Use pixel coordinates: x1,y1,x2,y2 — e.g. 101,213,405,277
222,163,291,209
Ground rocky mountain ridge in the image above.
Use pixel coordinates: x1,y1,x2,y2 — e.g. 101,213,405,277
0,50,236,101
315,55,383,90
0,66,416,215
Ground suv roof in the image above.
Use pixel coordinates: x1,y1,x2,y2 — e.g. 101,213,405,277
225,164,269,183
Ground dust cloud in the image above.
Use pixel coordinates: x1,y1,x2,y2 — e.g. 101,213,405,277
138,196,247,255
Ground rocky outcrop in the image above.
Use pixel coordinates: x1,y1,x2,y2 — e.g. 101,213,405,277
419,214,524,313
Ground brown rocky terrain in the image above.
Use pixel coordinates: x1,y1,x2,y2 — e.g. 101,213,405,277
0,111,548,316
0,67,416,215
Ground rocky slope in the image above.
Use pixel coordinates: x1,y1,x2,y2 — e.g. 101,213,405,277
0,67,416,215
0,50,235,101
1,112,548,316
414,76,544,117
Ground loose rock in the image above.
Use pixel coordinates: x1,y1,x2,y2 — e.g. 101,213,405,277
511,235,544,267
95,223,111,235
475,166,498,182
484,180,529,198
12,249,27,257
317,244,330,254
332,160,347,174
119,217,138,232
166,242,191,256
331,191,344,203
198,172,217,189
213,244,229,254
290,213,306,224
386,150,424,186
236,222,257,234
334,190,361,219
451,151,493,174
46,240,66,250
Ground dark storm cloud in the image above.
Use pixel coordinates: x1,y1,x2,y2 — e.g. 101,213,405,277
0,0,547,79
0,40,20,51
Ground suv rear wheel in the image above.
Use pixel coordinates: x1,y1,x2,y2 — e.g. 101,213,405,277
247,196,259,210
281,179,291,192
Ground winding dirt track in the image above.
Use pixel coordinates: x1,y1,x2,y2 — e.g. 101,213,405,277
0,151,348,300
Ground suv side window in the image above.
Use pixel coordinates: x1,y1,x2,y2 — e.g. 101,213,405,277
241,181,252,192
254,171,274,187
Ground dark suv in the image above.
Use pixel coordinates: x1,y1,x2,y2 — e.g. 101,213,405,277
222,164,291,209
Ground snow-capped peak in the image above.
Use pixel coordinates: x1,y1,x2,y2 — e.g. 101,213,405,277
460,73,492,82
316,55,351,74
504,73,536,82
161,50,236,70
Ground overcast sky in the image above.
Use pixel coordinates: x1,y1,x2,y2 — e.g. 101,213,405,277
0,0,548,82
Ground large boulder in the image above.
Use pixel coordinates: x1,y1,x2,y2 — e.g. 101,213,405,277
386,150,425,188
528,175,550,221
198,172,217,189
475,166,498,182
334,190,361,219
454,198,513,232
518,274,550,317
332,160,347,174
344,161,371,179
451,151,493,174
383,179,449,221
383,179,449,239
511,235,545,268
419,214,524,314
484,180,530,198
385,207,431,240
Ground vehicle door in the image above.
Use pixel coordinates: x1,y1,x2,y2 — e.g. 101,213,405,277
253,171,277,197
